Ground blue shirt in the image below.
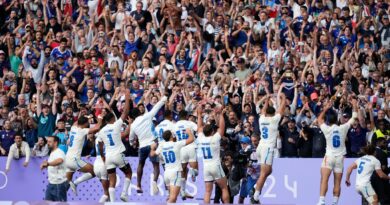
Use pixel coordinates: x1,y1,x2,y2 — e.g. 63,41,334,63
124,38,140,55
54,131,68,153
50,47,72,61
0,130,15,153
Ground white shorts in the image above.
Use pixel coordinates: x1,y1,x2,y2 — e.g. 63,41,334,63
106,153,128,170
65,157,88,172
180,144,197,163
356,184,376,203
321,155,344,173
94,159,107,180
256,146,274,166
203,163,225,182
164,170,182,187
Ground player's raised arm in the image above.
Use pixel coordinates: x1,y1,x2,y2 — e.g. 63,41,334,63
144,95,168,119
88,117,103,134
185,128,195,145
345,98,359,127
277,93,286,116
317,100,333,126
197,106,203,133
261,95,270,116
218,110,225,137
345,162,357,187
120,90,131,121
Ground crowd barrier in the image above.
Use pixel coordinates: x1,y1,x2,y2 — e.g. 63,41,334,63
0,157,364,204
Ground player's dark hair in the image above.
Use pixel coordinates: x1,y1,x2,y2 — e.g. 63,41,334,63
129,108,141,119
60,37,67,43
162,130,172,142
164,110,172,119
326,111,337,125
266,106,276,115
77,116,89,126
179,110,188,120
103,112,115,123
362,145,376,155
203,124,215,136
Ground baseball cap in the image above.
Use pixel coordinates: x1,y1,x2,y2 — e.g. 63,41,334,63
240,136,251,144
383,15,389,19
0,50,5,55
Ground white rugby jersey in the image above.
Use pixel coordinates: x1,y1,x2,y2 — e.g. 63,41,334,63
66,126,89,159
197,132,221,166
320,112,357,156
156,140,186,171
354,155,381,187
155,120,175,142
97,119,125,157
258,113,282,147
173,120,197,141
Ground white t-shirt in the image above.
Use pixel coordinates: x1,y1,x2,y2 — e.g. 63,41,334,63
97,119,126,157
94,133,105,164
320,112,357,157
156,140,186,171
155,120,175,142
259,113,282,147
114,12,130,30
108,53,124,71
66,126,89,159
173,120,197,141
197,132,221,166
48,148,67,184
354,155,381,187
129,97,168,148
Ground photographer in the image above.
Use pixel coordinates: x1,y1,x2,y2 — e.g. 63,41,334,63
239,133,260,204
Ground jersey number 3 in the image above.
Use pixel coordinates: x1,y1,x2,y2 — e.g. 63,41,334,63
261,127,269,139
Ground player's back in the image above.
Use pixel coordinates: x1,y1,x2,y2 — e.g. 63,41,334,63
197,132,221,165
98,119,125,157
131,115,155,147
174,120,197,141
66,126,89,159
259,114,281,147
355,155,381,187
320,124,349,156
157,141,186,171
155,120,175,142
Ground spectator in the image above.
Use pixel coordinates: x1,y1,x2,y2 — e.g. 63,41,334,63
5,133,30,173
0,120,16,155
32,136,49,157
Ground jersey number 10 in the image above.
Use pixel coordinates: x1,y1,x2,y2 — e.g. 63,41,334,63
163,151,176,163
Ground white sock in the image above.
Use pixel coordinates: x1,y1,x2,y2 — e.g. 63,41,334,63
99,195,108,203
109,187,116,202
319,196,325,204
180,178,186,195
332,196,339,205
121,178,131,195
193,169,198,176
74,173,93,185
254,190,260,201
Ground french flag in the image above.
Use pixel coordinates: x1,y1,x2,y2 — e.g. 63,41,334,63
368,95,377,104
